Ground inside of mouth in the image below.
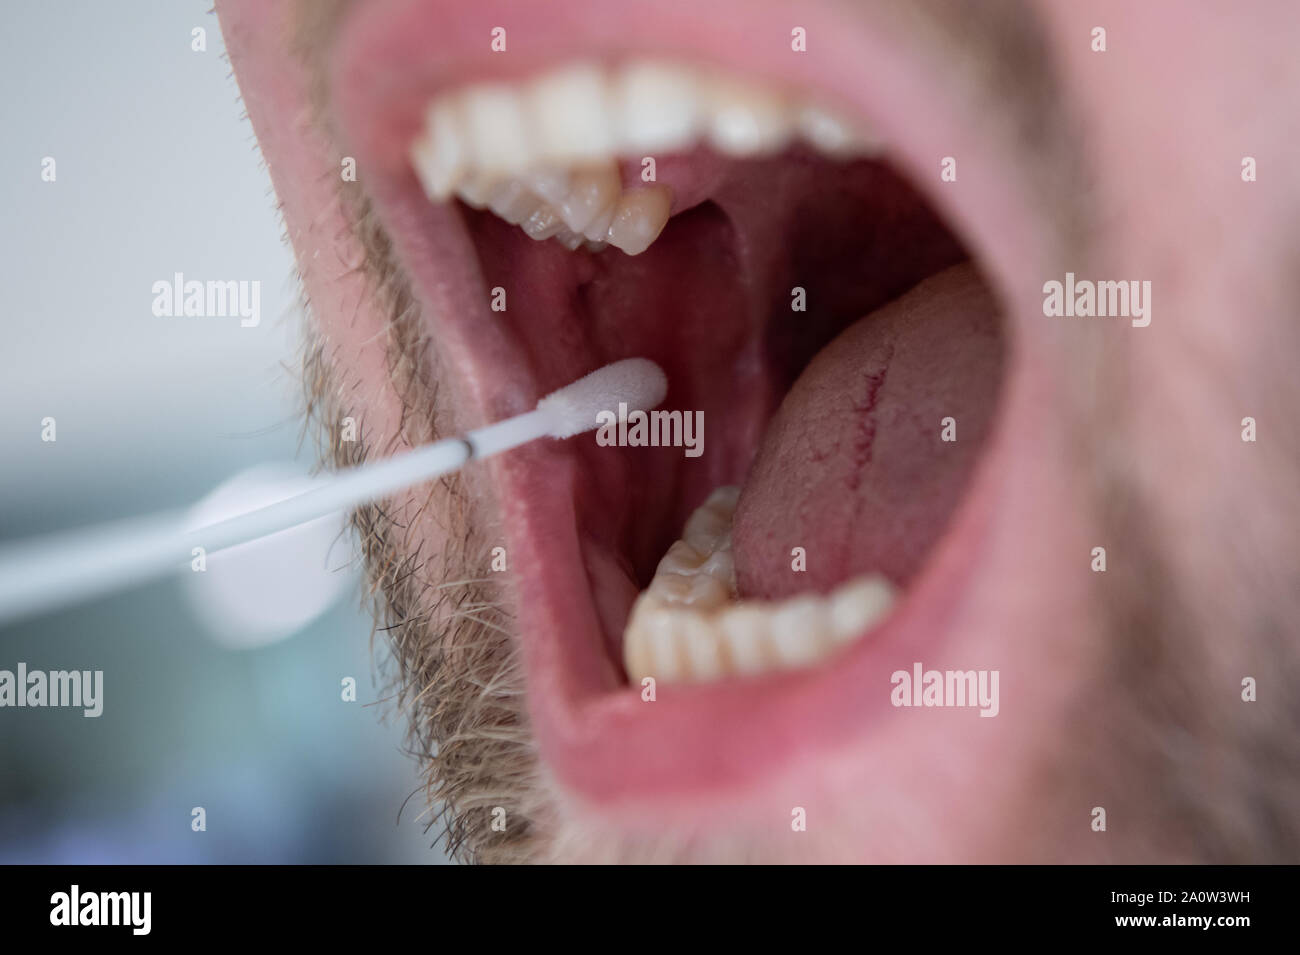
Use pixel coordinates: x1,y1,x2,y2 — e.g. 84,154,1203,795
459,145,1006,680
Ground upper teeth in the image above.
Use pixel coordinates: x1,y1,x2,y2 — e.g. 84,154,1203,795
409,59,882,255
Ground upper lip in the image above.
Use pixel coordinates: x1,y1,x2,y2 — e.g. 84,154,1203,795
326,0,1058,811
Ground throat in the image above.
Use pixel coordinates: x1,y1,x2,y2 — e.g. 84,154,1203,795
463,146,967,581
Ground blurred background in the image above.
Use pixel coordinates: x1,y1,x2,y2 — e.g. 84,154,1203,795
0,2,447,862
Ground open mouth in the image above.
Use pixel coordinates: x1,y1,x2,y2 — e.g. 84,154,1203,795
328,0,1037,815
405,58,1008,682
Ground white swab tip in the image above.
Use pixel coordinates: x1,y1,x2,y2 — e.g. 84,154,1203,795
537,358,668,439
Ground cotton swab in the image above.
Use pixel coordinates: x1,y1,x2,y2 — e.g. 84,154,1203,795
0,358,667,627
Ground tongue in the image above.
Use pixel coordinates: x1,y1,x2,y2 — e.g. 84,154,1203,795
732,263,1003,600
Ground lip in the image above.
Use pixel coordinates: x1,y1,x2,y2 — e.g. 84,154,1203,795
326,0,1065,816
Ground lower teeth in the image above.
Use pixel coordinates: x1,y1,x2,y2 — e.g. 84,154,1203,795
623,487,897,685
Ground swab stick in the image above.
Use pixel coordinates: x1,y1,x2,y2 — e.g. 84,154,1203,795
0,358,667,626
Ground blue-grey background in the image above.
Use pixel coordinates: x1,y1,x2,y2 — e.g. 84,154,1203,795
0,2,446,862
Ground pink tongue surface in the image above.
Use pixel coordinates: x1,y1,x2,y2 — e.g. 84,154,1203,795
732,263,1003,600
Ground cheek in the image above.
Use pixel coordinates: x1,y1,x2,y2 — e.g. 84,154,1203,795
220,0,411,450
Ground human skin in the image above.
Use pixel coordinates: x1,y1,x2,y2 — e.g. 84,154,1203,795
215,0,1300,862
